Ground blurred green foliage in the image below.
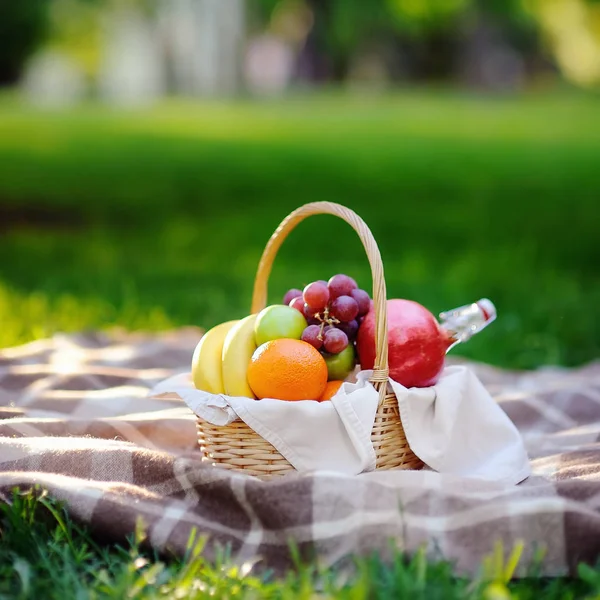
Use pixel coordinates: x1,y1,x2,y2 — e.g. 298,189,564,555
3,0,600,88
0,0,50,84
0,92,598,369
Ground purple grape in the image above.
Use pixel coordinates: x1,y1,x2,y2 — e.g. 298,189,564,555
350,289,371,316
317,280,328,287
303,281,330,311
330,295,359,322
323,328,349,354
301,324,323,350
283,288,303,306
289,296,305,314
328,274,358,300
337,319,359,340
303,302,318,321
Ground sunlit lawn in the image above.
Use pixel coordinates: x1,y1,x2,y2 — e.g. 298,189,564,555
1,90,599,368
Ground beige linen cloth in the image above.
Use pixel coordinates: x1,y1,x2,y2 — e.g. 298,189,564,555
154,367,530,484
1,328,599,576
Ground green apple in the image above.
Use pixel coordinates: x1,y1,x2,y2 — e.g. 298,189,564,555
324,344,356,381
255,304,307,346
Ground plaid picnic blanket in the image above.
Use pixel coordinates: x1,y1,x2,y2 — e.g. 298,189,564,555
1,329,599,576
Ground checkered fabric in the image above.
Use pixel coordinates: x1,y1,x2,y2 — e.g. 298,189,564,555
1,329,599,576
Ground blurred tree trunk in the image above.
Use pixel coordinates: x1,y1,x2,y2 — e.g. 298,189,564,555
294,0,331,82
98,5,165,105
159,0,244,97
414,31,461,81
456,8,527,91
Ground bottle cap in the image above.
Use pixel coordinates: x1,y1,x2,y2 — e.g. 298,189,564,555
439,298,497,352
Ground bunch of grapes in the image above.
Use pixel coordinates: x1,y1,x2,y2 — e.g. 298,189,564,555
283,274,371,357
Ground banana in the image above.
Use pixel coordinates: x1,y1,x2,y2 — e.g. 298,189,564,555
191,320,238,393
222,313,258,398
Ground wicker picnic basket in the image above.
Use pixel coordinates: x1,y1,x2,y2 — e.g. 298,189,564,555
196,201,424,478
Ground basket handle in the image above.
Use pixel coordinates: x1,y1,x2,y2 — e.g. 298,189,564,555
251,202,389,397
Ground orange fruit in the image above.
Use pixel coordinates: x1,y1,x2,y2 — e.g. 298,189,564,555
319,380,343,401
247,339,328,401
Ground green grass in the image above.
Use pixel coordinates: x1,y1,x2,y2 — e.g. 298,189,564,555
1,488,599,599
0,91,599,367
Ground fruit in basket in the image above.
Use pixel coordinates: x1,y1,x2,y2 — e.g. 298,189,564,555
328,274,358,299
303,281,330,311
319,380,344,401
283,288,303,305
282,274,371,380
288,296,305,313
350,289,371,316
301,324,323,349
337,319,359,341
356,299,453,388
222,314,259,398
323,328,348,354
247,339,328,401
191,320,239,393
330,295,359,322
255,305,307,346
323,344,356,381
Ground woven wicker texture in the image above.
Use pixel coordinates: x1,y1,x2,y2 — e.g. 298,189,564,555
197,202,423,477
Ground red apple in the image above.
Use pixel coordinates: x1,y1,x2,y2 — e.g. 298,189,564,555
356,299,453,388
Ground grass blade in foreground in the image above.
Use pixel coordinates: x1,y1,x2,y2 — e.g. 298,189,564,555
0,489,598,599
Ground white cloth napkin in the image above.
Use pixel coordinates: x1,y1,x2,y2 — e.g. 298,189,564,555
150,366,530,484
390,366,530,485
151,372,380,474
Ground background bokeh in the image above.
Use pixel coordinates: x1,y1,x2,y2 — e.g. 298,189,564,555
0,0,598,369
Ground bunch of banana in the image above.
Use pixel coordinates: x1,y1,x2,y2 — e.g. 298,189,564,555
191,314,258,398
